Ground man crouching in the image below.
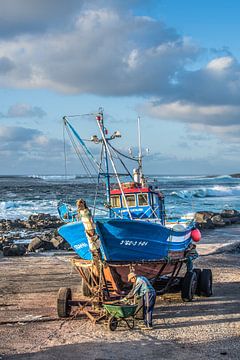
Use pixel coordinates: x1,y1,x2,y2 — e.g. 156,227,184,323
123,272,156,330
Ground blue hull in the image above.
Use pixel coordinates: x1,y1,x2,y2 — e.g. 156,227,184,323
58,218,193,261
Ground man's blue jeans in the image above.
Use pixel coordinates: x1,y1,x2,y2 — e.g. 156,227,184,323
143,291,156,327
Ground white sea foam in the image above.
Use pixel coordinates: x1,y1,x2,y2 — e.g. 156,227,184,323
0,200,59,220
171,185,240,199
29,175,77,181
0,199,107,220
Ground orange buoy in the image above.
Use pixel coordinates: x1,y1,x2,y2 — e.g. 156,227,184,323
191,228,201,242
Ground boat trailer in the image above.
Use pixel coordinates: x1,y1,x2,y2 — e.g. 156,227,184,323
57,256,213,331
57,200,213,330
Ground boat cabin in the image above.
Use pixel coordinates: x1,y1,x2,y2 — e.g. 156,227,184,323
110,182,165,224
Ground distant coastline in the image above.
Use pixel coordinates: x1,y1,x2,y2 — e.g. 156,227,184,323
230,173,240,178
0,173,239,178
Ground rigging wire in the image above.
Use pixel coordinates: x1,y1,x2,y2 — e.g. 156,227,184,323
108,142,133,180
62,113,161,221
65,113,96,118
108,142,139,162
66,126,97,183
65,119,101,173
96,120,133,220
93,143,105,218
61,117,114,214
63,123,68,181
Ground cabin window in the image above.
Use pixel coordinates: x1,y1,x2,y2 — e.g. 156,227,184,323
110,195,121,208
122,194,136,207
138,193,149,206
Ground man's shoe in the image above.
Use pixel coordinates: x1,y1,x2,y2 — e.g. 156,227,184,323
141,325,153,330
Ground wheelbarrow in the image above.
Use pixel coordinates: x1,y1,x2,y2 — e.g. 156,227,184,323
103,303,138,331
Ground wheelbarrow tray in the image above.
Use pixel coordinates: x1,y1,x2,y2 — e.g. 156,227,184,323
103,304,137,318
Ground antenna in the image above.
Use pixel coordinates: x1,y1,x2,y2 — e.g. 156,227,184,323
137,116,142,177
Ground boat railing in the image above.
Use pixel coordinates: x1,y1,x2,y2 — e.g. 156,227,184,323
138,205,160,220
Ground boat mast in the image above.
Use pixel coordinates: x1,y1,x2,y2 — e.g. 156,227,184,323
96,109,111,208
96,111,133,220
137,116,142,179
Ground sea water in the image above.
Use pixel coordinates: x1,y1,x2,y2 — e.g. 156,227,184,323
0,174,240,220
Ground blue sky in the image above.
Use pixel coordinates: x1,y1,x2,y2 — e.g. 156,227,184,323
0,0,240,175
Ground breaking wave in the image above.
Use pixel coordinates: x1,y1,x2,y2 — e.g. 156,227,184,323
171,185,240,199
29,175,77,181
0,200,59,220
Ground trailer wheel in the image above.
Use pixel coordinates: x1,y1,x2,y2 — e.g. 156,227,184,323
181,271,197,302
200,269,213,297
81,270,92,297
108,316,118,331
193,268,202,296
57,287,72,318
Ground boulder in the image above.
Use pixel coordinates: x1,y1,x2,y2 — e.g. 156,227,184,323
200,218,215,229
227,216,240,224
3,244,26,256
50,236,70,250
41,240,55,251
194,211,215,223
28,237,43,252
211,215,226,227
0,238,12,251
50,236,64,249
221,209,240,218
194,212,216,229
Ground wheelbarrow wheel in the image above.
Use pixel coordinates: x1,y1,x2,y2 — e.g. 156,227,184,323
57,287,72,318
108,316,118,331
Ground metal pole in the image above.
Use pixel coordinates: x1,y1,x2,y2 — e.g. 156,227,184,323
96,117,133,220
137,116,143,180
98,111,111,217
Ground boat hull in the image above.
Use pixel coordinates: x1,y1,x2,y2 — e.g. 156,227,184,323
58,218,193,262
72,257,183,295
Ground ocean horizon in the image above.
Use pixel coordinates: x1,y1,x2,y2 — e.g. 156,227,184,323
1,173,240,220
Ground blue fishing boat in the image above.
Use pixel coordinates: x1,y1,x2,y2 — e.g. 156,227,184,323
57,109,199,266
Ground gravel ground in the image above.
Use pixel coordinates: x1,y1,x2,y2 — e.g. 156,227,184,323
0,231,240,360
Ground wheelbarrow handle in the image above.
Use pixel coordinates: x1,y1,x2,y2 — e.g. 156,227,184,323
104,299,132,305
104,300,120,304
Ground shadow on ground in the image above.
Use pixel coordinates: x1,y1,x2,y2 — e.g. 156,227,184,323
154,281,240,329
2,336,240,360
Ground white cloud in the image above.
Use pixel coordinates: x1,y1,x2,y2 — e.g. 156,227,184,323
142,99,240,142
0,103,46,118
0,126,41,142
0,6,198,95
0,0,83,38
0,1,240,145
144,100,240,124
0,125,70,161
206,56,234,71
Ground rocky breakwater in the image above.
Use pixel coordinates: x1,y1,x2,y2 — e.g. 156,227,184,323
0,213,71,256
194,209,240,229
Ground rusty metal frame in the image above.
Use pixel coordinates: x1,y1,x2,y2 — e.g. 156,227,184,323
67,257,187,324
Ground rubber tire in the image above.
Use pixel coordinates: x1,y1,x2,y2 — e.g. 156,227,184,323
193,268,202,296
108,316,118,331
57,287,72,318
181,271,197,302
200,269,213,297
81,270,92,297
